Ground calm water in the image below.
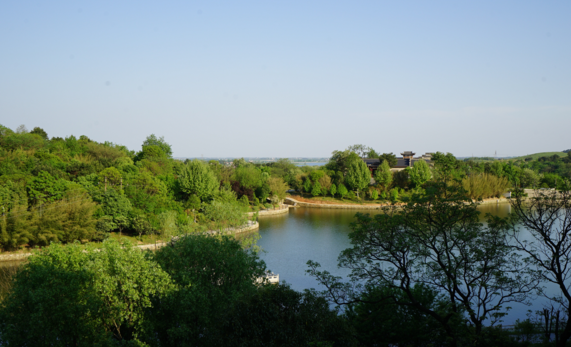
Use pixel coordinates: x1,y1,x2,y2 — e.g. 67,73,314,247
256,203,549,324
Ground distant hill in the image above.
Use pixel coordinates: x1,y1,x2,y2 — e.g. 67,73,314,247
516,152,567,160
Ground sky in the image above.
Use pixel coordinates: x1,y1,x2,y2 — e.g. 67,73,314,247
1,1,570,158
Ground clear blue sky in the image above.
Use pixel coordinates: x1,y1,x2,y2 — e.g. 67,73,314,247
1,1,569,158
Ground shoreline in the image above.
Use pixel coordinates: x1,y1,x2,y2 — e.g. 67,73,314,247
285,196,511,210
247,204,290,217
0,221,260,263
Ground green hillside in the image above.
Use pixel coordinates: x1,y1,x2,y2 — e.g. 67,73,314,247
516,152,567,160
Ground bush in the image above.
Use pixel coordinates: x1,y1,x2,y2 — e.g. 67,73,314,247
0,241,174,346
337,184,348,199
462,173,509,199
370,189,379,200
329,183,337,197
239,194,250,206
347,191,356,200
390,187,399,202
311,182,322,197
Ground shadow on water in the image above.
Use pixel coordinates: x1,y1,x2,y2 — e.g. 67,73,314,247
256,203,553,324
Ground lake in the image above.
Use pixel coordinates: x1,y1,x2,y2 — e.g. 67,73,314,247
256,203,552,325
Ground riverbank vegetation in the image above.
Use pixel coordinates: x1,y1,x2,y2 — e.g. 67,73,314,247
0,124,293,252
288,145,570,206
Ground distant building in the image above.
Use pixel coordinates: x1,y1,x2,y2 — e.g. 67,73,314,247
363,151,433,176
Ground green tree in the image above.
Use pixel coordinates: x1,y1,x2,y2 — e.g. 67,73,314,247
432,152,462,182
370,189,378,200
510,189,571,347
326,150,361,174
234,166,262,190
521,168,540,188
156,210,178,238
345,159,370,198
346,144,371,158
219,283,357,346
98,167,123,190
0,204,33,251
490,161,505,178
303,177,312,193
389,187,399,202
142,134,173,158
151,234,266,346
30,191,98,245
311,181,322,197
131,213,152,240
309,170,326,182
318,174,332,195
135,144,168,162
337,184,348,199
366,148,380,159
409,159,432,188
26,170,68,204
330,183,337,197
347,284,448,346
308,184,538,346
0,240,174,345
374,160,393,189
268,176,288,204
98,189,132,223
378,153,397,168
178,160,219,201
30,126,48,140
255,181,271,202
541,172,561,188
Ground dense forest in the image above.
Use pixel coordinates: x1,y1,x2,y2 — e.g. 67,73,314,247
0,124,294,250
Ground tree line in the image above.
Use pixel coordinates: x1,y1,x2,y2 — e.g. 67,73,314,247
0,125,293,251
289,145,571,204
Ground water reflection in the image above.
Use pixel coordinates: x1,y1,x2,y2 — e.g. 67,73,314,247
257,203,546,324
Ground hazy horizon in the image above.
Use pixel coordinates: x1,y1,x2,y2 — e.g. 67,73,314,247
2,1,569,158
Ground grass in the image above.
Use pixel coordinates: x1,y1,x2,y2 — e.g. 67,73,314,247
515,152,567,160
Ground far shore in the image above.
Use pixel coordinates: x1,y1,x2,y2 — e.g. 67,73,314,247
286,195,510,210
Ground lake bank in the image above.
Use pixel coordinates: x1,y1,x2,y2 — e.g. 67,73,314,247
0,221,260,262
285,196,511,209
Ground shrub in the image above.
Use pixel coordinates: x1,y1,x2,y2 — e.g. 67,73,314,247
330,183,337,197
347,191,356,200
390,188,399,202
338,184,348,199
311,182,322,197
239,194,250,206
371,189,379,200
461,173,509,199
